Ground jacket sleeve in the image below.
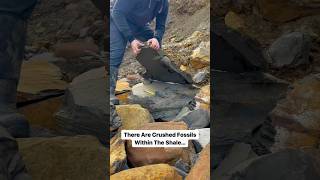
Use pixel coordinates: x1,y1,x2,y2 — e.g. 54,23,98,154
111,0,136,43
154,0,169,44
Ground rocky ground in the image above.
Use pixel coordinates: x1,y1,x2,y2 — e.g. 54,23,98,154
14,0,107,179
110,0,211,179
211,0,320,179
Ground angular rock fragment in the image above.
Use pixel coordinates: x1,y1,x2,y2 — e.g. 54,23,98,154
213,21,267,72
181,109,210,129
55,67,107,142
110,164,182,180
129,80,197,121
136,47,192,84
18,59,67,94
116,104,154,130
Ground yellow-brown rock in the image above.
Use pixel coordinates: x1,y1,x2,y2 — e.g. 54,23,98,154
18,136,107,180
126,122,195,167
196,85,210,105
110,134,127,175
18,96,63,130
186,144,210,180
190,41,210,69
257,0,320,23
116,104,154,130
110,164,182,180
225,11,245,30
270,74,320,151
115,79,131,94
18,59,67,94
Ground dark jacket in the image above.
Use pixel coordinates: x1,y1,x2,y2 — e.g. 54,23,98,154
111,0,169,43
0,0,37,19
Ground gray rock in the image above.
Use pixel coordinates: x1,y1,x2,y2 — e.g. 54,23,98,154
226,149,320,180
196,128,210,148
136,47,193,84
0,126,31,180
212,71,288,165
213,143,257,179
55,67,107,143
129,80,197,121
181,109,210,129
193,70,209,84
268,32,312,68
213,20,267,73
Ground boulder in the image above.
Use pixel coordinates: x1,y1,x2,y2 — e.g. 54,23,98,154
190,41,210,69
55,67,107,142
268,32,312,68
270,74,320,152
116,104,154,130
110,134,127,175
126,122,195,168
18,135,107,180
186,144,210,180
129,80,197,121
110,164,182,180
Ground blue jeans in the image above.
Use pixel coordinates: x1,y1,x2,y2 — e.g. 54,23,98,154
109,18,154,95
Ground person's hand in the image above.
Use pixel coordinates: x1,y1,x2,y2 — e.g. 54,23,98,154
147,38,160,50
131,39,144,55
